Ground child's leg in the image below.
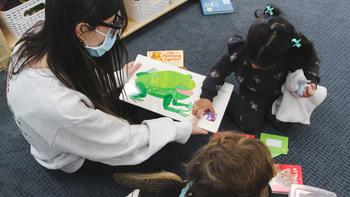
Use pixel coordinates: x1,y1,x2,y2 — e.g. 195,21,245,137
227,93,266,133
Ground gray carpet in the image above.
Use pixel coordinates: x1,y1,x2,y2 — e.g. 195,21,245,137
1,0,349,196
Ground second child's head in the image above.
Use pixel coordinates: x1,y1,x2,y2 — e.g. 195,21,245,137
186,132,275,197
246,4,318,70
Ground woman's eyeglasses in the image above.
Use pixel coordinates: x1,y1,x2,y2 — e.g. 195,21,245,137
98,15,123,36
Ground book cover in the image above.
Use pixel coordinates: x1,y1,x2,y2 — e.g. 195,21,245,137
270,164,303,194
260,133,289,158
147,50,184,68
200,0,235,16
239,133,256,138
120,55,234,133
213,133,256,139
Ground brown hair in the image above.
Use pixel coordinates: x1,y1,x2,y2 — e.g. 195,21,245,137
186,132,275,197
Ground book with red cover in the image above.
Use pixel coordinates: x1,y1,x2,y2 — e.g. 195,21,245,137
270,164,303,194
213,133,256,139
239,133,256,138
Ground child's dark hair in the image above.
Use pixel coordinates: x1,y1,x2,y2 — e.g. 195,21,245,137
186,132,275,197
246,4,318,70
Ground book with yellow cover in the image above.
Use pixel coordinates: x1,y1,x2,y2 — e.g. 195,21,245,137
147,50,184,68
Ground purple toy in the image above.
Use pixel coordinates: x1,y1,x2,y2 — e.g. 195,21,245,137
295,82,307,97
203,110,216,122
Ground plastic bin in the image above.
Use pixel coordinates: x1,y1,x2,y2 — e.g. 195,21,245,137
123,0,169,23
0,0,45,38
289,184,337,197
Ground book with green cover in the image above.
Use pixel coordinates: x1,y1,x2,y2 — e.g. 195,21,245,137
260,133,289,158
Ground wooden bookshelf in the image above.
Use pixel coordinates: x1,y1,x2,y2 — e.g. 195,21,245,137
0,20,16,49
122,0,188,37
1,0,188,49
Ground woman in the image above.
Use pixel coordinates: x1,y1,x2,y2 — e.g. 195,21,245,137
6,0,207,179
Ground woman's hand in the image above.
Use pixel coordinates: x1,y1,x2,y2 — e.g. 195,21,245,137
192,98,215,118
303,83,317,97
125,61,141,78
191,117,208,135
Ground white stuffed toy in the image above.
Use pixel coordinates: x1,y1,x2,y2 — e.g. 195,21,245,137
271,69,327,124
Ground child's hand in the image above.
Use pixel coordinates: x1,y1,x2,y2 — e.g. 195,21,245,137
302,83,317,97
125,61,141,78
192,99,215,118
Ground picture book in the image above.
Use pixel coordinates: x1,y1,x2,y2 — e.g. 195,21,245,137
119,55,234,133
213,133,255,139
200,0,235,16
260,133,289,158
270,164,303,194
147,50,184,68
239,133,256,138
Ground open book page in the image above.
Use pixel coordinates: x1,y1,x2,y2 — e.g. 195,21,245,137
119,55,233,133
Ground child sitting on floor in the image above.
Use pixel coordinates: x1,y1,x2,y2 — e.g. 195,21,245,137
153,132,275,197
193,4,320,132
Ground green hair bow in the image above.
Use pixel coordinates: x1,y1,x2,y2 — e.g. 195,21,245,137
265,5,275,16
291,38,302,48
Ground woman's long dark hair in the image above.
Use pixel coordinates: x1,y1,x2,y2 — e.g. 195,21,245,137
7,0,128,116
246,4,318,70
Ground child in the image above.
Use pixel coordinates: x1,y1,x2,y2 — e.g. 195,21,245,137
192,4,320,132
156,132,275,197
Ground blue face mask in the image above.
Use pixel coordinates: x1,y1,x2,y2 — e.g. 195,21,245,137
84,29,117,57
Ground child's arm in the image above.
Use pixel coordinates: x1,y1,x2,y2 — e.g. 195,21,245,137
192,55,234,117
200,54,235,101
200,34,244,101
302,60,320,97
302,60,320,84
193,34,244,117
